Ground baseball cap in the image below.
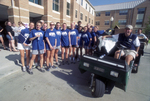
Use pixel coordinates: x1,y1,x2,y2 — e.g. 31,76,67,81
125,25,133,30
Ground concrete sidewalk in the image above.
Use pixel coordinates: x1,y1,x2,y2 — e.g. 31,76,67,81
0,45,21,79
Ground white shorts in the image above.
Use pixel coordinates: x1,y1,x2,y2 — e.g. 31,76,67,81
122,50,137,59
17,43,31,50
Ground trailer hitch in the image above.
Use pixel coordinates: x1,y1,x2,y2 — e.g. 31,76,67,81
89,73,95,88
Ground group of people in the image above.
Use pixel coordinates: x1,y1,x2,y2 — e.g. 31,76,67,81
0,20,149,75
0,20,104,75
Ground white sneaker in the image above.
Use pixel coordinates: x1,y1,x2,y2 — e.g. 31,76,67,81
22,66,26,72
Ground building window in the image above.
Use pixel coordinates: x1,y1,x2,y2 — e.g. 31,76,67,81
136,19,143,24
86,3,87,9
67,2,70,16
89,7,91,12
105,21,109,25
75,10,77,18
119,10,128,15
53,0,59,12
96,12,100,16
80,13,83,20
96,21,100,25
29,0,42,5
138,8,145,14
118,20,127,25
105,12,110,16
89,18,90,23
81,0,83,6
85,16,87,22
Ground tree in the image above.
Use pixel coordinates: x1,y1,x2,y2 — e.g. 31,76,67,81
143,16,150,38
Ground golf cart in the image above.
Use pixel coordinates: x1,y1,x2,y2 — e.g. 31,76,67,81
78,34,140,97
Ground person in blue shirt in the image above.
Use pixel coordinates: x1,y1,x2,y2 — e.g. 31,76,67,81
42,23,48,66
28,22,45,74
61,23,71,65
54,22,61,66
88,27,96,55
69,23,79,64
94,26,105,37
17,22,34,72
102,25,140,66
45,22,57,70
76,26,83,62
81,26,92,55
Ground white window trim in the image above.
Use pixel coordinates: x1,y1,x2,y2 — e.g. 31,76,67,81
52,10,60,14
29,1,44,9
66,15,71,18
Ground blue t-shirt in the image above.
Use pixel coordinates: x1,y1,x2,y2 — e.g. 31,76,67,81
19,28,31,44
95,30,104,37
45,29,57,49
81,32,92,46
29,29,44,50
55,29,62,46
61,29,70,47
90,32,96,45
78,31,83,46
70,29,78,46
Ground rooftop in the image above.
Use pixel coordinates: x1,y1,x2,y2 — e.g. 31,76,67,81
94,0,146,12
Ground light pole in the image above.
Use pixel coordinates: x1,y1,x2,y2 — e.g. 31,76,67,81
110,16,114,29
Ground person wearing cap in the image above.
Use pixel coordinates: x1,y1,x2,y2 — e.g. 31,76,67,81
75,21,82,30
102,25,140,65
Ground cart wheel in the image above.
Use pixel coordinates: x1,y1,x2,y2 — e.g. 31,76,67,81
132,66,138,73
91,79,105,97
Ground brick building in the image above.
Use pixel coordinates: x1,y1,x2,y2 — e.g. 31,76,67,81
0,0,95,27
94,0,150,33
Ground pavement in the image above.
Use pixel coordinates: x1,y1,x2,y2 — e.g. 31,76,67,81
0,43,150,101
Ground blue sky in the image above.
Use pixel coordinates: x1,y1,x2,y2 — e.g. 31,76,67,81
89,0,139,6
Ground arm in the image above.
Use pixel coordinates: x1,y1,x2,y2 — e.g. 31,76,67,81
102,35,112,39
88,38,92,47
68,32,71,46
94,36,96,46
54,39,57,48
29,34,40,41
46,37,53,50
0,29,3,33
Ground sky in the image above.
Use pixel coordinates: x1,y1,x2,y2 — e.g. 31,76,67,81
89,0,139,6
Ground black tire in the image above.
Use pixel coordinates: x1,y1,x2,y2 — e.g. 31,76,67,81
132,66,138,73
91,79,105,97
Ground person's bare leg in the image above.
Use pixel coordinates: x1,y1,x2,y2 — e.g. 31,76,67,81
46,50,50,67
20,50,25,67
73,47,76,58
61,47,65,61
65,48,69,60
76,48,79,59
69,47,72,61
25,50,30,66
55,49,59,63
11,40,18,51
114,50,122,59
50,50,55,66
80,47,82,58
9,41,12,51
125,55,134,66
29,54,37,69
40,54,44,68
0,37,6,49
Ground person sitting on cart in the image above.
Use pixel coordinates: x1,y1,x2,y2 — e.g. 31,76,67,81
136,28,149,42
102,25,140,65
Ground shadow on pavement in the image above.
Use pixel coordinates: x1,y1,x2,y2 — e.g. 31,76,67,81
51,63,94,98
5,54,22,67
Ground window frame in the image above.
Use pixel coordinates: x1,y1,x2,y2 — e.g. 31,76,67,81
29,0,42,5
105,11,110,16
53,0,60,12
105,21,109,25
66,2,70,16
80,13,83,20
